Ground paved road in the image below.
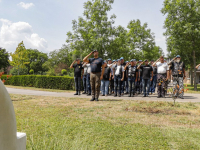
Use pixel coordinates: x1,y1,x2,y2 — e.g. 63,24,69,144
6,87,200,103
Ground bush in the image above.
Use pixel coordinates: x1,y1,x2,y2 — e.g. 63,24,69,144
1,75,74,90
61,69,67,75
10,67,28,75
46,68,56,76
29,69,34,74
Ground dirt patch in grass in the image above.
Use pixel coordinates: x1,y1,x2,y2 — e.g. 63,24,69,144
125,106,192,115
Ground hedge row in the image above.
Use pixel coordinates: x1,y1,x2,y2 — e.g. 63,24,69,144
1,75,75,90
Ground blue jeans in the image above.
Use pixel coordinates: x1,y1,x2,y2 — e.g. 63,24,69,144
101,80,110,95
82,75,87,92
125,79,129,93
87,74,91,94
128,77,136,94
142,79,150,96
74,77,81,91
114,76,122,95
121,81,125,93
136,77,143,93
149,75,157,93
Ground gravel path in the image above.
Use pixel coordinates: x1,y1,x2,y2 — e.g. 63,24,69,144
6,87,200,103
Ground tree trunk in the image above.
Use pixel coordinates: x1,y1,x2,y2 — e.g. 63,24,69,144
193,50,197,91
190,67,193,86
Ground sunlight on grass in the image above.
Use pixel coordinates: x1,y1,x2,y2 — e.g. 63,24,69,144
11,94,200,150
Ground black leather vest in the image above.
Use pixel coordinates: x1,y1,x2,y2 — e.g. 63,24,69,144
173,62,184,76
128,65,137,77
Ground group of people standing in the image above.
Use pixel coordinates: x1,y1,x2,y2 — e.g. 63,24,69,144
70,50,186,101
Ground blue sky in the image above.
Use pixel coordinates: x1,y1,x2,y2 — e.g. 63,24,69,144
0,0,167,55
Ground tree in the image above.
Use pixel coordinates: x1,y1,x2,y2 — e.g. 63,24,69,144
26,49,48,74
9,41,30,75
126,20,163,61
46,45,73,75
65,0,163,62
161,0,200,91
0,48,9,72
66,0,116,59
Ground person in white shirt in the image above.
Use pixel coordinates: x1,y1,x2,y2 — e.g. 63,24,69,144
107,58,114,94
152,56,169,98
82,62,88,94
83,63,91,95
113,59,124,97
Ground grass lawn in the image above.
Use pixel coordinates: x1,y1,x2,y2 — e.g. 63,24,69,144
6,85,74,93
11,94,200,150
184,84,200,93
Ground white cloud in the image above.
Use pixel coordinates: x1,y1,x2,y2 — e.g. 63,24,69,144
0,19,48,52
18,2,34,9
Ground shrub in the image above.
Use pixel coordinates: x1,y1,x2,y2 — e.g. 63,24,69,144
61,69,67,75
29,69,34,74
46,68,56,76
1,75,74,90
10,67,28,75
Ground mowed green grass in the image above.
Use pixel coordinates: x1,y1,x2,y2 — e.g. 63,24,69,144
185,84,200,93
11,94,200,150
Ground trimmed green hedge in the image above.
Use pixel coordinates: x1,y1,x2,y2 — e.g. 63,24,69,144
1,75,75,90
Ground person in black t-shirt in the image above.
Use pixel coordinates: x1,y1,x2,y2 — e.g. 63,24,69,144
136,60,143,94
124,59,138,97
138,60,153,97
70,58,84,95
149,60,157,95
83,50,105,101
124,61,129,94
101,61,111,96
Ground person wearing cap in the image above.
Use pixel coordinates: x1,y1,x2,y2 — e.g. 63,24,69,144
83,50,105,101
152,56,169,98
137,60,143,94
124,59,138,97
125,61,129,94
107,59,114,94
138,60,153,97
113,59,124,97
101,61,112,96
70,58,84,95
83,62,91,95
169,55,186,99
149,60,157,95
82,62,88,94
120,57,127,95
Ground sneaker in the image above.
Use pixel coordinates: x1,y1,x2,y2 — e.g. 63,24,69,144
74,93,78,95
87,93,91,96
143,95,146,97
101,94,105,96
82,91,86,94
114,93,117,97
95,98,99,101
